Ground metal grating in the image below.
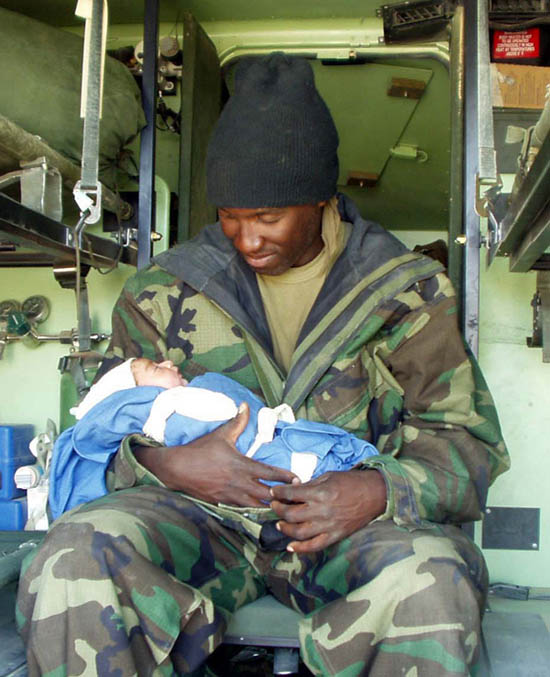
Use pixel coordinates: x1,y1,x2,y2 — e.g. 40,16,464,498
489,0,549,14
381,1,455,41
391,6,448,25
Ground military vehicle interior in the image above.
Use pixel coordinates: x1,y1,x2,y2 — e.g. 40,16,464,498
1,0,550,674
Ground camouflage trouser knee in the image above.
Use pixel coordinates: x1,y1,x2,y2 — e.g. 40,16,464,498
16,486,487,676
294,521,488,676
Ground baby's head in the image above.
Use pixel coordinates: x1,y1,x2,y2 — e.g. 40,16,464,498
70,357,186,420
131,358,187,389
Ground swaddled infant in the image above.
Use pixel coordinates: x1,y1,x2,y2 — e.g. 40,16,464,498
49,358,379,518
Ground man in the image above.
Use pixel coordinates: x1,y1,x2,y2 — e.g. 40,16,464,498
17,53,509,676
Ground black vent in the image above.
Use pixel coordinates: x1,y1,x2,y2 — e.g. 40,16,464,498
381,1,455,42
489,0,549,14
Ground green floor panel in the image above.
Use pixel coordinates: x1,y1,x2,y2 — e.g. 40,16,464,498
0,584,27,677
483,610,550,676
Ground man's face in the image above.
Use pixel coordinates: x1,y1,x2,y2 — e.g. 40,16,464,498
219,203,325,275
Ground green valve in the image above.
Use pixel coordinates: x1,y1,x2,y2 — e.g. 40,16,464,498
6,311,40,347
6,311,31,336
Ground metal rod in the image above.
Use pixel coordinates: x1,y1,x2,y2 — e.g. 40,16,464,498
475,0,497,186
137,0,159,270
2,331,109,344
448,5,465,329
462,0,486,356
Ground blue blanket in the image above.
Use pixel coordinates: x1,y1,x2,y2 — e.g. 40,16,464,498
49,372,378,518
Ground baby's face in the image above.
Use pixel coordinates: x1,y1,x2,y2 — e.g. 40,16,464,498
132,358,187,389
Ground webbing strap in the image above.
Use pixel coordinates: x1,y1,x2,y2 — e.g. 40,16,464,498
77,0,106,189
73,0,107,224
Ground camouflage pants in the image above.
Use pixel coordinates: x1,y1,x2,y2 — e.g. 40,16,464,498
17,486,488,676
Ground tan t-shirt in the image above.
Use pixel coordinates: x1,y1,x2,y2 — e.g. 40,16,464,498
257,198,350,373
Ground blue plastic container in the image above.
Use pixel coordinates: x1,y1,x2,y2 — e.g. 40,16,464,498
0,425,35,500
0,497,27,530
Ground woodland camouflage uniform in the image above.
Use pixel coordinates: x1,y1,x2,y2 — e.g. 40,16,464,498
17,194,509,676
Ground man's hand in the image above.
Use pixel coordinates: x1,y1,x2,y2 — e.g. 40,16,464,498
134,403,298,507
270,469,387,553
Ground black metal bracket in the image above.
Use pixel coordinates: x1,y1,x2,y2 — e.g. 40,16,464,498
526,270,550,362
137,0,159,270
487,128,550,272
379,0,456,43
0,193,137,268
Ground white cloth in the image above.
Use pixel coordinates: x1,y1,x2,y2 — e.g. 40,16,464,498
245,404,295,458
70,359,136,420
142,386,239,443
142,389,296,458
141,390,320,482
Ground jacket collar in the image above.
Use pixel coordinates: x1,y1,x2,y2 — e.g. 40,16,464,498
154,195,443,407
154,194,411,316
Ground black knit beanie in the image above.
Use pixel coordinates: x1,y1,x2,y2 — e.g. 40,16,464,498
206,52,339,208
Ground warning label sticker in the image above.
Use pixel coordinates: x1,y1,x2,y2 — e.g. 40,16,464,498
493,29,540,60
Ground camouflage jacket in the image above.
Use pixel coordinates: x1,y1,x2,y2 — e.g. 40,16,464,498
101,194,509,527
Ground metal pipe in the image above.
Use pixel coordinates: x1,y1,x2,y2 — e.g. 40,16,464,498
73,210,92,353
1,329,110,344
532,93,550,149
219,45,450,70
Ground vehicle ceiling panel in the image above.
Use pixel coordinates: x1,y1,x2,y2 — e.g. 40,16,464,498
0,0,383,27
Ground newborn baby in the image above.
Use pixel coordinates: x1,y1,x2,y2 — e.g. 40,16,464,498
49,358,379,518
